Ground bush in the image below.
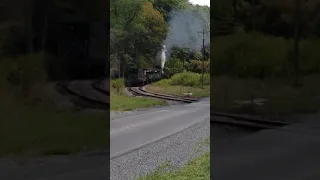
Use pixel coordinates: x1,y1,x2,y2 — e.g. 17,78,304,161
164,57,185,77
188,60,210,73
157,71,210,87
111,78,125,94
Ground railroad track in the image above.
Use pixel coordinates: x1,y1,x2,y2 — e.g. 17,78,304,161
211,112,289,130
128,86,198,103
139,87,198,101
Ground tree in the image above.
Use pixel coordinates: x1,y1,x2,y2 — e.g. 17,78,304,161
152,0,190,21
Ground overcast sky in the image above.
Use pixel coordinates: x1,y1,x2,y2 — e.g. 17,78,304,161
189,0,210,6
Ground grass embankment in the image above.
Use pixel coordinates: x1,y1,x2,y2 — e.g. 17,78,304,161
211,75,320,115
0,54,108,156
138,138,210,180
110,78,167,111
146,72,210,98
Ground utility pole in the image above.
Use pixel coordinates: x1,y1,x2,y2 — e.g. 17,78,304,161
198,28,209,89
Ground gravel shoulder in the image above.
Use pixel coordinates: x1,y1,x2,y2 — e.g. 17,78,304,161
110,119,210,180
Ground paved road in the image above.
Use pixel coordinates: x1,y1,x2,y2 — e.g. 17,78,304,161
0,98,209,180
110,98,210,158
212,118,320,180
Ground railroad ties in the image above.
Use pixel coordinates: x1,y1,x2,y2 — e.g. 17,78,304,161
128,86,198,103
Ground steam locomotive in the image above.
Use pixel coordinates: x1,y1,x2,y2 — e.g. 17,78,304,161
124,67,163,87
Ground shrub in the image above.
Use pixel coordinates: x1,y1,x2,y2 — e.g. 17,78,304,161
164,57,185,77
188,60,210,73
169,71,210,87
111,78,125,94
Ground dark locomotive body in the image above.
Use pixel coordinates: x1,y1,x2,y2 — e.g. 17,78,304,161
125,67,162,87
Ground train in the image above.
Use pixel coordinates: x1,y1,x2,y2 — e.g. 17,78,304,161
124,67,163,87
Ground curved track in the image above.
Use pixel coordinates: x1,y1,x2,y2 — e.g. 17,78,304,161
128,86,198,103
61,80,288,130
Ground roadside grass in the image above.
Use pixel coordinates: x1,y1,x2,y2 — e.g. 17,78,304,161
137,152,210,180
146,85,210,98
146,72,210,98
211,75,320,115
138,137,210,180
110,79,167,111
110,92,167,111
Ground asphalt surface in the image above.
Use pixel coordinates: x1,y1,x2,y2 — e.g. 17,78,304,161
110,97,210,159
110,118,210,180
211,118,320,180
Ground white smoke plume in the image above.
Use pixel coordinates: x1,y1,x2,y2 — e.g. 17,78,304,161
163,9,210,56
156,8,210,68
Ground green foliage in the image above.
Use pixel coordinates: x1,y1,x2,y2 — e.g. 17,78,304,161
164,57,185,77
193,52,203,60
111,78,125,94
111,0,169,75
152,0,190,21
157,71,210,87
188,60,210,73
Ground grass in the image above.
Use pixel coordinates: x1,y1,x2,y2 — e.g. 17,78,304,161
137,151,210,180
146,84,210,98
146,72,210,98
110,78,167,111
211,75,320,115
138,137,210,180
110,92,167,111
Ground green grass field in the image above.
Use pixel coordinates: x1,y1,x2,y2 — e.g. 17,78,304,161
110,78,167,111
110,92,167,111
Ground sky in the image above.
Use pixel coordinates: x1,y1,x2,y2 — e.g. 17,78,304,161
189,0,210,7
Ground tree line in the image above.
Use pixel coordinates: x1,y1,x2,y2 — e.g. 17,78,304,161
110,0,210,78
211,0,320,79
